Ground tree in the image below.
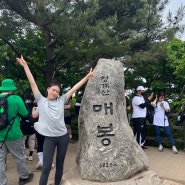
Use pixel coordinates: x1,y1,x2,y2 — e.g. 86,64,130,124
0,0,119,85
164,38,185,81
0,34,46,94
162,38,185,111
0,0,184,90
122,0,185,95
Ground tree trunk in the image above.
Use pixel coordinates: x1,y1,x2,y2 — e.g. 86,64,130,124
43,29,55,85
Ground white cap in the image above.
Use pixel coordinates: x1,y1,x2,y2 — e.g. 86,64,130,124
137,86,145,91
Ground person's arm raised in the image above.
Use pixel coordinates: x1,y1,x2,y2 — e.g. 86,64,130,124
16,55,39,99
66,68,94,100
151,95,157,107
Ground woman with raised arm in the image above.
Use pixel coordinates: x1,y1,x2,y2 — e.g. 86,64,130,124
16,55,94,185
151,92,178,154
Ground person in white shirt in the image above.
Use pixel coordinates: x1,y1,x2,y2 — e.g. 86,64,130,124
151,92,178,154
132,86,153,150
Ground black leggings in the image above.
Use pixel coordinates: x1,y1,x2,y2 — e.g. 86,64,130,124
39,133,69,185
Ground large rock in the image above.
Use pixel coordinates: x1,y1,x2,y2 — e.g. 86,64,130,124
76,58,149,182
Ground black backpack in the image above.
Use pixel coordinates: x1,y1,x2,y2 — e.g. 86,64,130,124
0,94,10,130
146,106,155,125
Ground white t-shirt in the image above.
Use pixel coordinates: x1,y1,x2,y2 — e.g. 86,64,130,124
153,101,170,127
132,95,146,118
34,92,67,137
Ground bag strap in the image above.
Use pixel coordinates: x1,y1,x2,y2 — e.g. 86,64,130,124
0,114,17,149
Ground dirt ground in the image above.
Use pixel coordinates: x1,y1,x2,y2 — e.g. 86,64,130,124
6,143,185,185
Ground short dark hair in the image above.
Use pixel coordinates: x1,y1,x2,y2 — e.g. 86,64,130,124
47,79,61,89
24,92,34,101
157,92,165,98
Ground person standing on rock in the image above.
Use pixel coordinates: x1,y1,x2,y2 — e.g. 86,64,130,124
132,86,153,150
16,55,94,185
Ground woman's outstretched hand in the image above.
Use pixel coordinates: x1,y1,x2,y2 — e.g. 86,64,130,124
86,68,94,79
16,55,27,66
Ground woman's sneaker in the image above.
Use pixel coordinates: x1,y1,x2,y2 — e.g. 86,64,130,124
172,146,178,154
36,162,43,170
158,144,163,152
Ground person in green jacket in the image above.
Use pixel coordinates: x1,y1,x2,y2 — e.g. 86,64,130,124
0,79,34,185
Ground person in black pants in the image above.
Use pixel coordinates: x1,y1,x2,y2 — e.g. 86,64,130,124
35,131,45,169
132,86,153,150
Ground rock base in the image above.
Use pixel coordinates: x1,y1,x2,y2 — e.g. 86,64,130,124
48,166,183,185
61,166,162,185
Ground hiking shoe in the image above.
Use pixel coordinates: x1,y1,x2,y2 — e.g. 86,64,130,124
19,173,34,185
36,162,43,170
28,156,33,161
158,144,163,152
172,146,178,154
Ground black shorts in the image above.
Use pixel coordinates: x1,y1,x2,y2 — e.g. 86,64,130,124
64,116,72,124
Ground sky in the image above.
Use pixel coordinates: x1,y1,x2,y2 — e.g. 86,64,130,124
164,0,185,40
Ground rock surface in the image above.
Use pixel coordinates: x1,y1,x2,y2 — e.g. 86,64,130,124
62,167,162,185
76,58,149,182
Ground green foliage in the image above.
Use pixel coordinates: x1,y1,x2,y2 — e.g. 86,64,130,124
0,33,47,95
0,0,184,111
164,38,185,81
0,0,184,86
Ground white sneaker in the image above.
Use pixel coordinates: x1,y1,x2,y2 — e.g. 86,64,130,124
28,156,33,161
158,144,163,152
36,162,43,170
25,154,28,159
172,146,178,154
